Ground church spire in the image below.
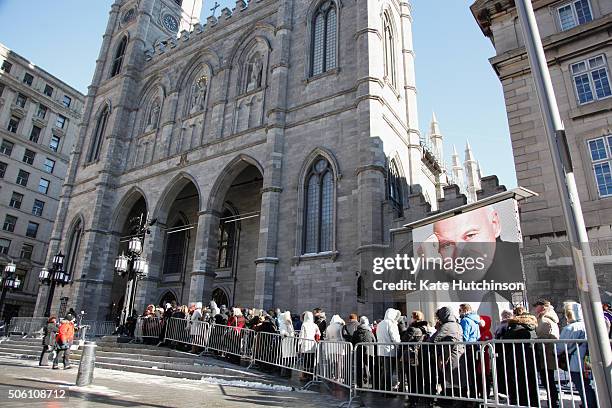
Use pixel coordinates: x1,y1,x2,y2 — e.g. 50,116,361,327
451,144,465,193
429,112,443,163
464,140,481,203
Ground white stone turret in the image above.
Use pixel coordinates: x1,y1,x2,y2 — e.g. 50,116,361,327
464,140,481,203
429,112,443,162
451,145,465,193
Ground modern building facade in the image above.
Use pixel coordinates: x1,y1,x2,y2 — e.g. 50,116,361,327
0,43,84,319
471,0,612,304
35,0,493,321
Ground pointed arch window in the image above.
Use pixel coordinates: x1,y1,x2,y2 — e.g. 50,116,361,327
387,159,403,216
65,219,83,278
303,158,334,254
383,13,396,87
311,1,338,77
87,106,109,163
110,36,128,78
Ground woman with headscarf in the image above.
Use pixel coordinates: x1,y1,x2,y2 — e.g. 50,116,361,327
298,311,320,381
278,310,296,377
323,315,347,381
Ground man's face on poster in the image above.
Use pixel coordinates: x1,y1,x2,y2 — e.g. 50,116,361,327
430,206,501,280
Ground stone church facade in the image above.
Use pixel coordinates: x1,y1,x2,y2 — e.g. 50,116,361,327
34,0,490,320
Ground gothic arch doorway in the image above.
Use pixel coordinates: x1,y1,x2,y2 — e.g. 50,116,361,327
159,291,178,307
212,288,229,308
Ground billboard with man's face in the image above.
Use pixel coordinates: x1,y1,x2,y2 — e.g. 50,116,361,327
406,198,525,323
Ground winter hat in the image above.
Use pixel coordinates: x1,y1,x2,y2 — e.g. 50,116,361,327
64,313,75,322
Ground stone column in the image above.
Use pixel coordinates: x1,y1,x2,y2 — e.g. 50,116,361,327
188,210,219,304
250,0,294,310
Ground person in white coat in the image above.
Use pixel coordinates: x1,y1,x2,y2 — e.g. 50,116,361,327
299,311,321,380
190,302,203,353
324,315,347,381
376,308,402,391
278,310,296,377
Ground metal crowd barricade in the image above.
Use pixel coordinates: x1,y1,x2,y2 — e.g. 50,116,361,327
317,340,354,390
133,316,163,343
353,341,487,405
164,317,210,349
7,317,47,336
489,338,599,408
250,331,320,379
81,320,116,338
206,323,256,359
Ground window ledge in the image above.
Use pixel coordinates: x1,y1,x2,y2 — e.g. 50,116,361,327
293,251,339,264
303,67,341,84
570,97,612,120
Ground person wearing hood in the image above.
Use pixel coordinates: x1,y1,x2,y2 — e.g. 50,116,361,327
459,304,481,400
313,308,327,339
324,315,347,381
190,302,203,353
343,314,359,342
209,300,220,320
558,302,598,408
427,307,465,400
534,299,560,408
299,311,321,380
375,308,401,392
497,306,539,407
278,311,296,378
402,312,431,405
39,316,58,366
352,316,376,388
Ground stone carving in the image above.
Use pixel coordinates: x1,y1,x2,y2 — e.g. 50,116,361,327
145,99,161,132
246,57,263,92
190,75,208,114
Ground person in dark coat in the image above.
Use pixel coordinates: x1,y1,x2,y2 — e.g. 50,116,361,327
313,308,327,339
427,307,465,400
39,316,58,366
497,307,539,407
351,316,376,388
343,314,359,341
403,316,431,405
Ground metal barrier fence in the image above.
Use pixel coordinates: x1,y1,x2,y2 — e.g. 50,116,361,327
81,320,116,338
206,323,256,359
164,317,210,348
7,317,48,336
134,317,163,343
352,339,601,408
250,331,320,378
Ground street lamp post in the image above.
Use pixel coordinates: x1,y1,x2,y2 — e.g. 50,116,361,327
115,214,152,331
39,251,70,317
0,261,21,321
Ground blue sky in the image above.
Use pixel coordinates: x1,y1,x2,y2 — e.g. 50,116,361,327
0,0,516,187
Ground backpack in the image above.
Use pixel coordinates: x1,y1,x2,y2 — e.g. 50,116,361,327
56,322,74,348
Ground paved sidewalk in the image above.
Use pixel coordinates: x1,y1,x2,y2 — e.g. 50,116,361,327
0,357,344,408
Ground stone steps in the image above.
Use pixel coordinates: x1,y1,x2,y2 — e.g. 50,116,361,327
0,336,277,385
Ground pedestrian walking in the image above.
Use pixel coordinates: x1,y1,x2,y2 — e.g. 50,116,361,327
39,316,57,366
53,314,75,369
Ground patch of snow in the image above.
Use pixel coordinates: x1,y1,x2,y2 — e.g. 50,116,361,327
199,377,298,392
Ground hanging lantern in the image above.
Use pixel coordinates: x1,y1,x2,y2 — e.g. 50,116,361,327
39,268,50,283
4,261,16,274
128,237,142,254
133,257,146,274
12,276,21,289
141,262,149,278
53,252,65,268
115,253,129,274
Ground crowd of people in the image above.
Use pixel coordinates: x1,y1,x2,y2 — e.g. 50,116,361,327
133,298,611,408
